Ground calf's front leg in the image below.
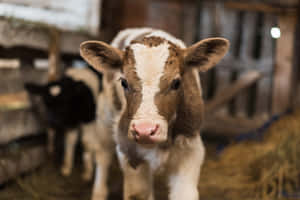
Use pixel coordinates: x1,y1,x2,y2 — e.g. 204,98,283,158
81,122,97,181
61,129,78,176
168,135,205,200
91,149,112,200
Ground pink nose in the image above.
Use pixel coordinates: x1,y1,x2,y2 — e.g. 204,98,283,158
132,123,159,140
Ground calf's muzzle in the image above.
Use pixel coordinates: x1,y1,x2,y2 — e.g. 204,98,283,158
131,122,160,144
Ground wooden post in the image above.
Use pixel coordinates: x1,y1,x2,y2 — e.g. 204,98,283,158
206,70,262,114
48,28,60,81
272,14,297,115
292,0,300,108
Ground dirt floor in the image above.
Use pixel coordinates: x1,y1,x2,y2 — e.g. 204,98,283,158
0,143,217,200
1,107,300,200
0,155,123,200
0,161,93,200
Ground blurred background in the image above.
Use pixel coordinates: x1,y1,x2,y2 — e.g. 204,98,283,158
0,0,299,200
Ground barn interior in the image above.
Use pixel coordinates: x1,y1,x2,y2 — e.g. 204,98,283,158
0,0,300,199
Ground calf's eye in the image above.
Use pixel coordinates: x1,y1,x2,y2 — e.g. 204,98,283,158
171,79,181,90
120,78,129,90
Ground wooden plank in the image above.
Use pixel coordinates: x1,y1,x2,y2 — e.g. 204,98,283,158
182,0,197,45
219,3,238,58
0,91,30,111
48,28,60,81
0,145,46,184
225,1,297,15
272,15,297,114
0,0,102,35
0,19,95,54
292,2,300,109
240,12,257,61
218,58,272,72
202,113,266,138
0,59,20,69
211,0,222,36
197,0,213,100
147,0,183,38
205,70,262,114
0,67,47,94
215,68,231,115
121,0,148,29
213,3,237,115
235,12,258,117
199,0,214,38
255,14,274,118
0,108,42,145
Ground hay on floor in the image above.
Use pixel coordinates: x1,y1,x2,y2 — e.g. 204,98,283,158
199,109,300,200
1,110,300,200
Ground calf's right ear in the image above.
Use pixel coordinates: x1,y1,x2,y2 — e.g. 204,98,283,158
80,41,123,72
184,38,229,72
24,83,45,95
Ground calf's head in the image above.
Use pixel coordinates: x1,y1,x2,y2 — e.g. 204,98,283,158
80,37,229,145
25,77,84,127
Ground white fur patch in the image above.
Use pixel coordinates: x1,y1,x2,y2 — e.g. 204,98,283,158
123,28,153,48
169,175,198,200
146,30,186,48
49,85,61,96
111,28,187,50
95,165,102,187
111,28,153,49
136,146,168,172
131,42,169,121
116,145,126,169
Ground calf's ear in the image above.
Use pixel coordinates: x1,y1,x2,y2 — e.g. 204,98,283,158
24,83,46,95
184,38,229,72
80,41,123,72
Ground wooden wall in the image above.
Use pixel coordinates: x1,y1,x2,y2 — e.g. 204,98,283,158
120,0,197,45
0,0,299,183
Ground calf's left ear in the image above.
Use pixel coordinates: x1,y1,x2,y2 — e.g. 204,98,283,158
80,41,123,72
184,38,229,72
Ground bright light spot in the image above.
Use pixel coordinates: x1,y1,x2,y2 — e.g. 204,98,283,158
270,27,281,39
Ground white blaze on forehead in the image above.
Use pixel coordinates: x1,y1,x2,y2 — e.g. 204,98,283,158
145,31,186,48
111,27,154,49
131,42,170,120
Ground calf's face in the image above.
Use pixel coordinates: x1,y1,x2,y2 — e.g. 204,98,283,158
80,37,229,145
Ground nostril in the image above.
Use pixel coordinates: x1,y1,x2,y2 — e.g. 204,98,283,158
150,124,159,136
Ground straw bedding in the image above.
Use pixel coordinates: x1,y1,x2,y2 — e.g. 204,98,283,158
1,109,300,200
199,109,300,200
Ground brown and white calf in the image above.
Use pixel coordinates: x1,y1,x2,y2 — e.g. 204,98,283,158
80,28,229,200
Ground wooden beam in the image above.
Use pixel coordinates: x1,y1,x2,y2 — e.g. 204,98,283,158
0,59,20,69
0,91,30,111
0,145,46,184
272,15,297,114
202,113,266,138
48,28,60,81
225,1,297,15
205,70,262,114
